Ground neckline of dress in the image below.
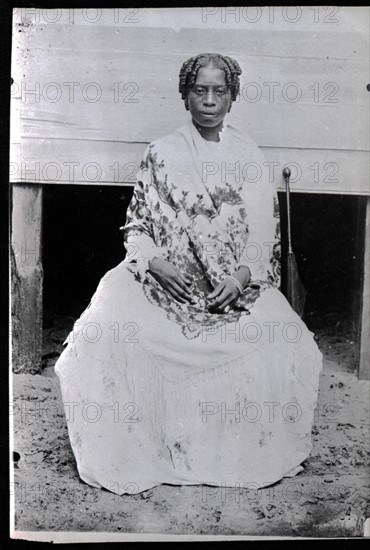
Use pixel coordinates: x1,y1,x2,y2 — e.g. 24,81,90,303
190,118,227,146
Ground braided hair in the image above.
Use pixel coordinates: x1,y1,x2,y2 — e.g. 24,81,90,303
179,53,242,108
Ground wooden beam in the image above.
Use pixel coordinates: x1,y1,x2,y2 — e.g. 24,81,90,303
11,184,43,374
10,140,370,196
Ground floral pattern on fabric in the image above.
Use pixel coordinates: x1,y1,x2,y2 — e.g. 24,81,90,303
123,120,281,339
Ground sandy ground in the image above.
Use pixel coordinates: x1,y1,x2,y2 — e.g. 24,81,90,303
11,322,370,538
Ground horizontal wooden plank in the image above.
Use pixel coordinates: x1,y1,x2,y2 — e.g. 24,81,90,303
14,99,369,152
10,139,370,195
13,16,369,59
11,51,366,107
13,47,368,77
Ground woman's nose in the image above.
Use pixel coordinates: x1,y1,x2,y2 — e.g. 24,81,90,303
203,92,216,106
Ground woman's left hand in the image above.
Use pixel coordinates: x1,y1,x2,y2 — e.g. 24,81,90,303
206,279,239,313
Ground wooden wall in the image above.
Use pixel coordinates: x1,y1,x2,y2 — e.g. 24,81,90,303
11,7,369,194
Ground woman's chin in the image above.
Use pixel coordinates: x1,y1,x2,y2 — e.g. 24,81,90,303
193,117,223,129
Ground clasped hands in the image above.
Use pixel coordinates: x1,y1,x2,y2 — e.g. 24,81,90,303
148,257,251,313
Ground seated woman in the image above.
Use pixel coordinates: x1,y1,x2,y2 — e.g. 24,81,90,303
55,53,322,496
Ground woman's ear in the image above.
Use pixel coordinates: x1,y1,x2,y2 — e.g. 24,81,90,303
227,101,232,113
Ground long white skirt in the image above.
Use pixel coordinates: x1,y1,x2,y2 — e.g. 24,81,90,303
55,260,322,495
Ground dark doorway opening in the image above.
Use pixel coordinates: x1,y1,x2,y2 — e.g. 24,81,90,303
42,186,364,373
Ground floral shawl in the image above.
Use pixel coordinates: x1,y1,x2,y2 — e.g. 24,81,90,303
122,118,281,339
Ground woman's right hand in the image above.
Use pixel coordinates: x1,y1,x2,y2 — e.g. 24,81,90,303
148,257,194,304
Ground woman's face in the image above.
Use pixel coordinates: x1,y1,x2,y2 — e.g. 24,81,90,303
186,65,232,128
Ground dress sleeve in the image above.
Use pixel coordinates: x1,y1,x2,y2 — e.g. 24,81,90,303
121,147,166,274
235,157,281,288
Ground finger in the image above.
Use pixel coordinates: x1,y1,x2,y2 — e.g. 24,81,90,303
174,274,192,293
182,272,193,284
210,287,229,306
207,283,224,301
164,281,187,303
172,278,194,301
174,267,191,285
180,275,193,289
171,281,193,303
208,289,231,310
174,268,192,286
218,293,239,312
168,287,187,303
210,300,230,313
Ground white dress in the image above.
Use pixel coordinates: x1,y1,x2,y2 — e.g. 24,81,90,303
55,120,322,495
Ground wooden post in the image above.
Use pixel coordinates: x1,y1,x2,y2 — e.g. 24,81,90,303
11,184,43,374
359,196,370,380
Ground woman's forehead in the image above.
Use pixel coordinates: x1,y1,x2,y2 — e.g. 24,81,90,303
194,66,227,86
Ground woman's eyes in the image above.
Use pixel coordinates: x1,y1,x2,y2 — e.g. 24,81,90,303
193,88,226,96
